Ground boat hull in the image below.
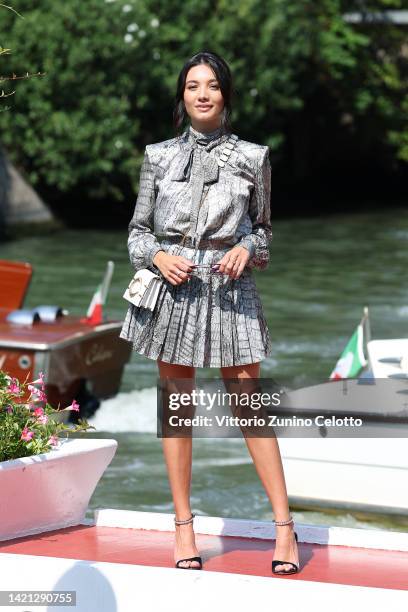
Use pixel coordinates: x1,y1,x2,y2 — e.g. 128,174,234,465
0,319,132,410
1,509,407,611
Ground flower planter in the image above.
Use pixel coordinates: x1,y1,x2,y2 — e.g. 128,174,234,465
0,437,117,541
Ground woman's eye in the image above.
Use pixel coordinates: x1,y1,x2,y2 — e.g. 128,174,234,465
187,85,219,90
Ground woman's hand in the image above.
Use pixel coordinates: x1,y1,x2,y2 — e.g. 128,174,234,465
215,246,250,279
153,251,196,286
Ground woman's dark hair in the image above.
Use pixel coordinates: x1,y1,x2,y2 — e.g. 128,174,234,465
173,50,234,136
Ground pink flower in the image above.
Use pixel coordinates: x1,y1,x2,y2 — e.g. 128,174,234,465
71,399,80,412
37,414,48,425
27,385,47,403
7,378,20,395
47,435,58,446
61,399,80,412
33,407,44,417
31,372,45,390
63,399,80,412
20,427,34,442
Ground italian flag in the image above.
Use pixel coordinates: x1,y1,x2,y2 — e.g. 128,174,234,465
80,262,114,326
330,316,368,380
84,283,103,325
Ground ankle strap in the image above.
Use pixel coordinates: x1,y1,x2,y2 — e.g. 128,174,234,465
273,515,293,526
174,512,195,525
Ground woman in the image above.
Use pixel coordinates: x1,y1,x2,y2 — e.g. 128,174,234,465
120,51,300,575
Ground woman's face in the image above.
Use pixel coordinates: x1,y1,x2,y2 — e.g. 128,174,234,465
183,64,224,131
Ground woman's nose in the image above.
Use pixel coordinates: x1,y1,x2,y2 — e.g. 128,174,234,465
197,90,209,100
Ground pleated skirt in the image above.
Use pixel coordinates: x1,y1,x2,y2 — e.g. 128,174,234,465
119,241,272,368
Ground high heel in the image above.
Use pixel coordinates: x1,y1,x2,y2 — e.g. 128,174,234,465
174,512,202,570
272,515,300,575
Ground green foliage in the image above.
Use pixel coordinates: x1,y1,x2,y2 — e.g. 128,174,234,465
0,0,406,203
0,4,44,114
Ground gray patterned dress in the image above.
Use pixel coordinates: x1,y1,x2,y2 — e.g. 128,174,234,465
119,123,273,367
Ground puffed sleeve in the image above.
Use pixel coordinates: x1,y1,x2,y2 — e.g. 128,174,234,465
127,146,163,272
237,146,273,271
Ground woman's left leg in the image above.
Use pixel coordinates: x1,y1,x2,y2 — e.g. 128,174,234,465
220,362,299,572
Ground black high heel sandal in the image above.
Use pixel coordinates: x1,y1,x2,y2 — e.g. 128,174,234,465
174,512,203,570
272,515,299,575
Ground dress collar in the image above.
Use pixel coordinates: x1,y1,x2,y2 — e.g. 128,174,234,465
181,123,230,152
189,124,223,140
169,124,234,183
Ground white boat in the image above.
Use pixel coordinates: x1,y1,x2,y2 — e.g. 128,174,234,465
273,311,408,516
278,436,408,515
1,507,407,611
366,338,408,379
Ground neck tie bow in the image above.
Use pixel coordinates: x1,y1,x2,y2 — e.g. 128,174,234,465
170,125,230,246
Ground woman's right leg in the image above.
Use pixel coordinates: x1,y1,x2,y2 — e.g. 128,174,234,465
157,359,200,568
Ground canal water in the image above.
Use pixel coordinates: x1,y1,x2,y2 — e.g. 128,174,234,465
1,206,408,532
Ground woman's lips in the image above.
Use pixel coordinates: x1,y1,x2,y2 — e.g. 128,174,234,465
196,105,212,111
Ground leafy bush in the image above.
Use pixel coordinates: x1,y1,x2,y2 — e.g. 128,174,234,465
0,370,94,462
0,0,406,204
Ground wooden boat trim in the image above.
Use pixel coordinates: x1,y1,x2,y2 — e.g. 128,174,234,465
0,321,123,350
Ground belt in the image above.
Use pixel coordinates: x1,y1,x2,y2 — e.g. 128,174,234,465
160,236,231,250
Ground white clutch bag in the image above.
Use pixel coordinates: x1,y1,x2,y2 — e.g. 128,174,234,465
123,268,163,311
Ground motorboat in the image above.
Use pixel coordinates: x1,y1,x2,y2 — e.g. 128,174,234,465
1,505,407,611
0,259,132,420
274,308,408,517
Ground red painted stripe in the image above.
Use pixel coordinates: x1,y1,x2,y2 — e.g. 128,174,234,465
1,526,407,590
